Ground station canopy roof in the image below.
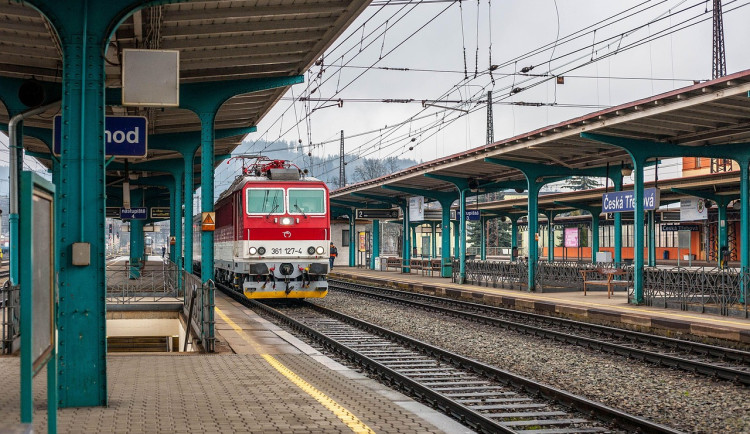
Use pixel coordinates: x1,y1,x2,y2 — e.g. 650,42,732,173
0,0,370,188
331,69,750,214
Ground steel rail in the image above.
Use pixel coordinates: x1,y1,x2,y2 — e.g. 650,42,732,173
215,281,681,434
329,279,750,385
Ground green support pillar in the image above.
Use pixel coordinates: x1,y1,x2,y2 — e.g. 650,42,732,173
29,0,133,407
129,219,145,278
718,203,728,267
169,180,176,261
410,224,417,256
431,222,437,258
480,216,487,261
740,160,749,303
737,158,750,303
647,211,656,266
543,210,559,263
182,147,198,274
614,173,623,265
349,213,356,267
382,186,458,277
511,218,518,261
402,204,410,272
453,221,459,257
371,219,380,269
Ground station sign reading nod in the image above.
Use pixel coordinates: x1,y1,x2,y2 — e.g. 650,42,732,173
602,188,660,213
53,115,147,157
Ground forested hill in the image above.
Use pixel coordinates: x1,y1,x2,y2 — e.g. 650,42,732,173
216,139,418,198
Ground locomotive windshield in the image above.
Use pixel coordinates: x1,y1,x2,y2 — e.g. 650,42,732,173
246,188,285,214
288,189,326,214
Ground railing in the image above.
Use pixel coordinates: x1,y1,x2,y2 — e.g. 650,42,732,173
1,281,19,354
180,271,215,352
106,258,182,303
454,259,528,290
643,266,749,317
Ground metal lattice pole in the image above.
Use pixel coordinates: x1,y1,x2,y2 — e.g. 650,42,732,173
339,130,345,188
712,0,726,79
486,91,494,145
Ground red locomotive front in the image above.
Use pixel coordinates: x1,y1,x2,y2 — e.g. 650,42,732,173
208,157,330,298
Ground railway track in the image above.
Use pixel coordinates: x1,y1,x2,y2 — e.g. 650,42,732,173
329,279,750,386
216,281,680,434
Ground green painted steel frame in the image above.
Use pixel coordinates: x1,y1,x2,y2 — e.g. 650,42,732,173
353,193,410,272
382,185,457,277
581,132,750,304
554,201,602,264
19,172,57,430
424,174,470,283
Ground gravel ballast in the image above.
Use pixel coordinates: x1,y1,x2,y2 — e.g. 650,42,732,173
313,291,750,433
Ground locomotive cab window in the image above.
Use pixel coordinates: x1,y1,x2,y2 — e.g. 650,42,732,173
288,188,326,215
246,188,285,214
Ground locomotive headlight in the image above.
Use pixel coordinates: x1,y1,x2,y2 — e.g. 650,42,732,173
307,246,316,255
316,246,325,255
280,217,293,225
249,247,258,255
258,247,266,255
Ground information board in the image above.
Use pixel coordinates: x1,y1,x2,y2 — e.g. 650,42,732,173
564,227,579,248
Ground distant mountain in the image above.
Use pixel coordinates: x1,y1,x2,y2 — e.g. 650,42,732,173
216,139,418,199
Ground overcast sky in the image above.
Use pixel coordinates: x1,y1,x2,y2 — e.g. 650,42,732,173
240,0,750,183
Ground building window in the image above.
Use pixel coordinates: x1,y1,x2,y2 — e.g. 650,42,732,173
342,229,350,247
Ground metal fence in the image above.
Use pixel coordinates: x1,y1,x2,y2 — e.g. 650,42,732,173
454,259,528,290
106,258,182,303
453,258,748,317
643,266,749,317
179,271,215,352
1,281,19,354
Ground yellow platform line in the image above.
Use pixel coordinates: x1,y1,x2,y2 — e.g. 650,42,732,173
215,306,375,434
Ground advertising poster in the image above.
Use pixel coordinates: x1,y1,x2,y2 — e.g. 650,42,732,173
564,227,579,248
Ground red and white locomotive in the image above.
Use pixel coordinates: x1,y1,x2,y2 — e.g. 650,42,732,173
194,156,330,299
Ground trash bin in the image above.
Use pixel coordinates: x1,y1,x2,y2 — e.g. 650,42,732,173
511,247,518,259
373,257,380,270
662,250,669,260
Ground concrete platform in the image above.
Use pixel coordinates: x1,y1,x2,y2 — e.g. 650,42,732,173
0,289,470,433
331,267,750,345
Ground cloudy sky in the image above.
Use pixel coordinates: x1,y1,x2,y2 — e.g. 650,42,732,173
242,0,750,182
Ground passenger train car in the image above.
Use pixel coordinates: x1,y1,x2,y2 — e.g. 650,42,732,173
194,157,330,298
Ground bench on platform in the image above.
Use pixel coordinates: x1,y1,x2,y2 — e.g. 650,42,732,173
579,267,630,299
384,257,401,271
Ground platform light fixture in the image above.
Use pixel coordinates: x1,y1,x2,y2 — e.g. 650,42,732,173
620,165,633,177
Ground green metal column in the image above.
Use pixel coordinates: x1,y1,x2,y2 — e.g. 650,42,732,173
647,211,656,266
199,113,216,285
129,219,144,278
411,224,417,257
718,203,728,267
459,188,467,283
371,219,380,269
633,158,646,304
441,209,451,275
740,160,748,303
431,222,437,258
36,0,132,407
9,122,22,285
453,220,459,257
614,175,623,265
545,210,555,263
169,180,176,261
511,218,518,261
183,148,197,274
402,205,411,272
349,213,356,267
527,183,542,291
480,216,487,261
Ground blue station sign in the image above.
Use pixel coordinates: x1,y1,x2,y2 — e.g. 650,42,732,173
120,207,147,220
53,115,148,157
602,188,660,213
450,209,481,221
